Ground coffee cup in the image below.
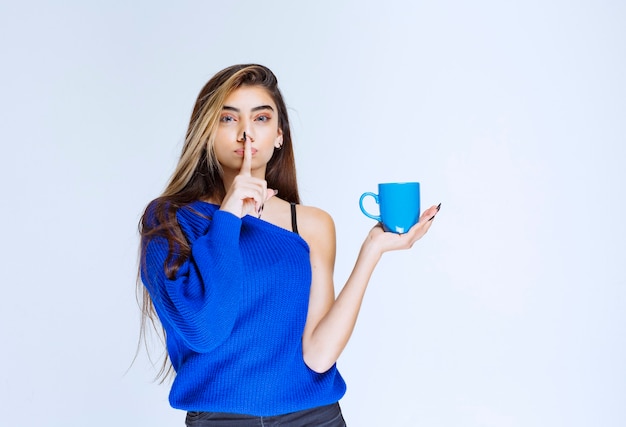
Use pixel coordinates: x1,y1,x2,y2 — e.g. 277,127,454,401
359,182,420,234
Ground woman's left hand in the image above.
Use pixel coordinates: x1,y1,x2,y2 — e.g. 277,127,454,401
364,203,441,256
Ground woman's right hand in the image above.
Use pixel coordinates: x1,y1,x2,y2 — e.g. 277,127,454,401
219,138,277,218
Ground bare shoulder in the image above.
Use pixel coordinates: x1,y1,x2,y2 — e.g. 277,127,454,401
297,205,335,231
296,205,336,248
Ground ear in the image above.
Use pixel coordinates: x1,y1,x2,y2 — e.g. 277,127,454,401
274,130,283,149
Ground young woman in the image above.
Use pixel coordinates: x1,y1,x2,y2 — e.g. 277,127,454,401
139,64,440,426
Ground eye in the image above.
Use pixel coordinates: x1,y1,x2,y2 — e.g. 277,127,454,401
220,114,236,123
255,114,271,122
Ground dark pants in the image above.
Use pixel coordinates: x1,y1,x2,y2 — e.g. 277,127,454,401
185,402,346,427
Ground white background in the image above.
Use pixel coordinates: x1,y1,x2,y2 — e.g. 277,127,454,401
1,1,624,426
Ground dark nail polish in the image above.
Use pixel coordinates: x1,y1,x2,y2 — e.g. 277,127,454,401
436,203,441,211
428,215,436,221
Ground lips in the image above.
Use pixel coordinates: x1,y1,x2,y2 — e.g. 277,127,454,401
235,148,257,155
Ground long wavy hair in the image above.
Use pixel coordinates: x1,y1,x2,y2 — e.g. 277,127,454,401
137,64,300,380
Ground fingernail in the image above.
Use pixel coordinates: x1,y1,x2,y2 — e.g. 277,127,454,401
274,189,279,195
428,214,436,221
436,203,441,211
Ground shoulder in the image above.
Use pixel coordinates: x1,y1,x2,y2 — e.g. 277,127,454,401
296,205,336,251
296,205,334,229
142,198,214,245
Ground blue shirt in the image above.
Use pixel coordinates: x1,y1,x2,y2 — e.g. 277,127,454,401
141,201,346,416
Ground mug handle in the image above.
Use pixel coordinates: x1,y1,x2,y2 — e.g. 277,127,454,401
359,192,381,221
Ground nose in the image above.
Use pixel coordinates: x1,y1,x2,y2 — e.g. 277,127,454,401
237,126,254,143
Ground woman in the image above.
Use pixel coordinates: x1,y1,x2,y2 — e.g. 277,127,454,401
139,64,440,426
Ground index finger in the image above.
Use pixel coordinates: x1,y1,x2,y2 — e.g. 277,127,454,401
240,135,252,177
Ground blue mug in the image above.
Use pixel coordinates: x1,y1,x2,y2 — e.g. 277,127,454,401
359,182,421,233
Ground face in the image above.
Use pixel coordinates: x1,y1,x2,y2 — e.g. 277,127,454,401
213,85,283,177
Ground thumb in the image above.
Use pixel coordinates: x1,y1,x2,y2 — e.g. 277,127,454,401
265,188,278,203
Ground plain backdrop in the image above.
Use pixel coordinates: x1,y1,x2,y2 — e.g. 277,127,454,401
1,1,624,426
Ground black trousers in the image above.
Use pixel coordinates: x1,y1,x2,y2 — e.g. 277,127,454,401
185,402,346,427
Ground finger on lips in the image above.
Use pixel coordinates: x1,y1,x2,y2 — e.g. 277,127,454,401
235,133,278,217
240,138,252,177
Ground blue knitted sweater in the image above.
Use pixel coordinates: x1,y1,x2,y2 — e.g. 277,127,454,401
141,201,346,416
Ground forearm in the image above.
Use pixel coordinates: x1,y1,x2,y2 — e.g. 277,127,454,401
303,240,381,373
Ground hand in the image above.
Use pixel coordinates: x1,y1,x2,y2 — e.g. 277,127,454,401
364,203,441,257
220,138,277,218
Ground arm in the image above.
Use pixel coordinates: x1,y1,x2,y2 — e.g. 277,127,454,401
300,204,441,373
141,210,244,353
141,138,274,353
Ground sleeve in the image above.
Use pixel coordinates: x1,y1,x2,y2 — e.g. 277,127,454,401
141,209,244,353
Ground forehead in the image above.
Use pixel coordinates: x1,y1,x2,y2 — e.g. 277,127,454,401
223,85,276,109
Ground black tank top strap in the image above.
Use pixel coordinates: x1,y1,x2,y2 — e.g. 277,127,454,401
290,202,299,235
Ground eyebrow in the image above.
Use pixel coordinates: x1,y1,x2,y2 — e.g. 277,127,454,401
222,105,275,113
